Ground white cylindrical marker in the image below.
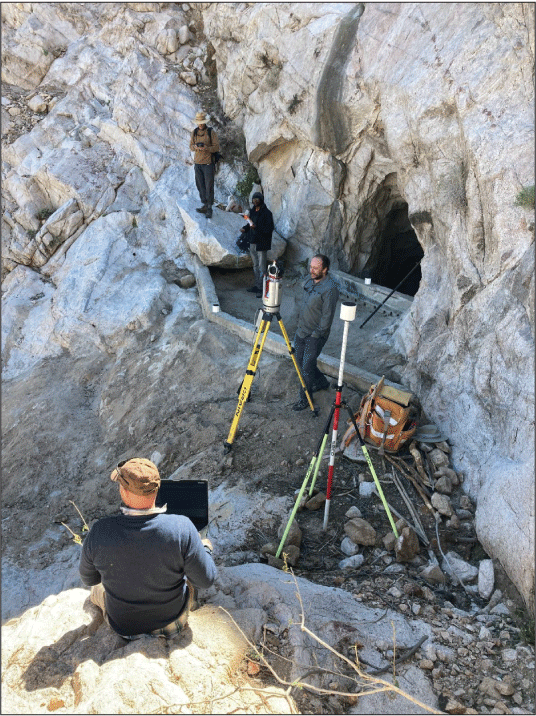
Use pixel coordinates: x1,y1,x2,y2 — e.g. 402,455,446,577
340,301,357,322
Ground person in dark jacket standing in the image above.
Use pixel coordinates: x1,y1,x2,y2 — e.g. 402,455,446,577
189,110,220,219
239,192,274,298
79,458,217,640
292,254,339,411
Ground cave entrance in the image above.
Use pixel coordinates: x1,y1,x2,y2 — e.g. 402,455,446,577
368,205,424,297
349,174,425,298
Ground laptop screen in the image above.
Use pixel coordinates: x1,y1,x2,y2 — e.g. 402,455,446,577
155,480,209,531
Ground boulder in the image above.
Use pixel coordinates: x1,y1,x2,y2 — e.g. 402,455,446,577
431,492,453,517
178,203,287,269
434,475,454,495
441,551,479,584
305,491,326,510
1,565,439,715
277,517,302,548
420,565,447,585
395,526,420,563
339,554,364,570
340,536,359,556
344,518,376,546
28,94,48,113
478,559,495,601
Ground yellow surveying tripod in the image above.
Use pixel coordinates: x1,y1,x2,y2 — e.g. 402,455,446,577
224,262,316,453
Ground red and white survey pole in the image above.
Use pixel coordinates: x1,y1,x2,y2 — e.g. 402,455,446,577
323,301,357,531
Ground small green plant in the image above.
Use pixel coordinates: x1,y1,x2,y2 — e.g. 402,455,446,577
515,185,535,209
515,607,535,644
288,94,302,115
36,208,54,222
43,48,49,56
260,52,272,68
235,164,260,199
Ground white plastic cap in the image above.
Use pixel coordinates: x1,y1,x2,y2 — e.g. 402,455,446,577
340,301,357,322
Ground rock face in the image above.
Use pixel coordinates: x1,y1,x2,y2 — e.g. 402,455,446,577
1,0,534,636
1,565,438,715
203,2,535,611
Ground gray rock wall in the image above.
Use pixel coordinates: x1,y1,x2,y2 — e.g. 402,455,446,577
204,2,535,609
1,2,534,611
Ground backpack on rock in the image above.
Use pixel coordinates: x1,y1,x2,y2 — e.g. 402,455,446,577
341,377,418,456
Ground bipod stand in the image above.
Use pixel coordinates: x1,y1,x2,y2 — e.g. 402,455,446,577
275,397,399,559
275,405,335,559
224,309,316,454
341,402,399,539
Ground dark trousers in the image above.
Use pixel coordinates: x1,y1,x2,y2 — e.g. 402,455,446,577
194,163,215,207
294,334,328,398
249,246,268,288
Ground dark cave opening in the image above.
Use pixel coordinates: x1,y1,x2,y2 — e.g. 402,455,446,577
366,204,424,297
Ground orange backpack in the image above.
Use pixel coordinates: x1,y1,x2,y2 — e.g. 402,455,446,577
342,378,417,455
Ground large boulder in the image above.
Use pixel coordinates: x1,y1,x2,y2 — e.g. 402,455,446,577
179,201,287,268
1,565,438,715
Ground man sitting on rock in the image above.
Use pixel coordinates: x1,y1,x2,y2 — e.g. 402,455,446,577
240,192,274,298
79,458,216,640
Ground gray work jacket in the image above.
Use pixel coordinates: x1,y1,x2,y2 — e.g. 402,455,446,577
296,274,340,340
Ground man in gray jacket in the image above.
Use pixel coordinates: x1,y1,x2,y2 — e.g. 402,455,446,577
292,254,339,411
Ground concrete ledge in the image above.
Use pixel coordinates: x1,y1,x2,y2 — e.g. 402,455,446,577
193,255,406,393
331,269,413,313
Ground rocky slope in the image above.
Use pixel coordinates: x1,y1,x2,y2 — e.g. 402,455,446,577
1,3,535,714
202,1,535,611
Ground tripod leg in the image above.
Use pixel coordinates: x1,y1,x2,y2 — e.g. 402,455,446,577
276,316,316,414
224,318,271,451
275,457,316,559
309,403,335,496
308,433,329,496
344,403,399,538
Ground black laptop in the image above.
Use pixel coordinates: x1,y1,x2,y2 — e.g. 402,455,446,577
155,479,209,531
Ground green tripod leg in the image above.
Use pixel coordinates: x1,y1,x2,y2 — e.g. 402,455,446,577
344,403,399,539
276,407,335,559
309,404,335,496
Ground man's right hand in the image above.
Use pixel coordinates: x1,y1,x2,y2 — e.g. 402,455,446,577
202,538,213,552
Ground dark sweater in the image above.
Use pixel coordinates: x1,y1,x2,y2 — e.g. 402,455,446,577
79,512,217,636
243,202,274,252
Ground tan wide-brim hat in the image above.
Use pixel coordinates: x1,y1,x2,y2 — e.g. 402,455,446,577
195,111,209,124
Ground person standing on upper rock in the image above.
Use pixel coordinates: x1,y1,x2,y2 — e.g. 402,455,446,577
240,192,274,298
292,254,339,411
190,110,220,219
79,458,216,640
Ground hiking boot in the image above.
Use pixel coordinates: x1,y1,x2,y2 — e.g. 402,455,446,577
246,285,260,293
196,205,208,213
205,207,213,218
292,397,310,411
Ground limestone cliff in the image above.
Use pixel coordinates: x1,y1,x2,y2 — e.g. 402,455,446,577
203,2,535,610
2,0,534,622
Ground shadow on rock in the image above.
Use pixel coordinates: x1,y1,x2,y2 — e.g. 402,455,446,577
21,596,193,693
